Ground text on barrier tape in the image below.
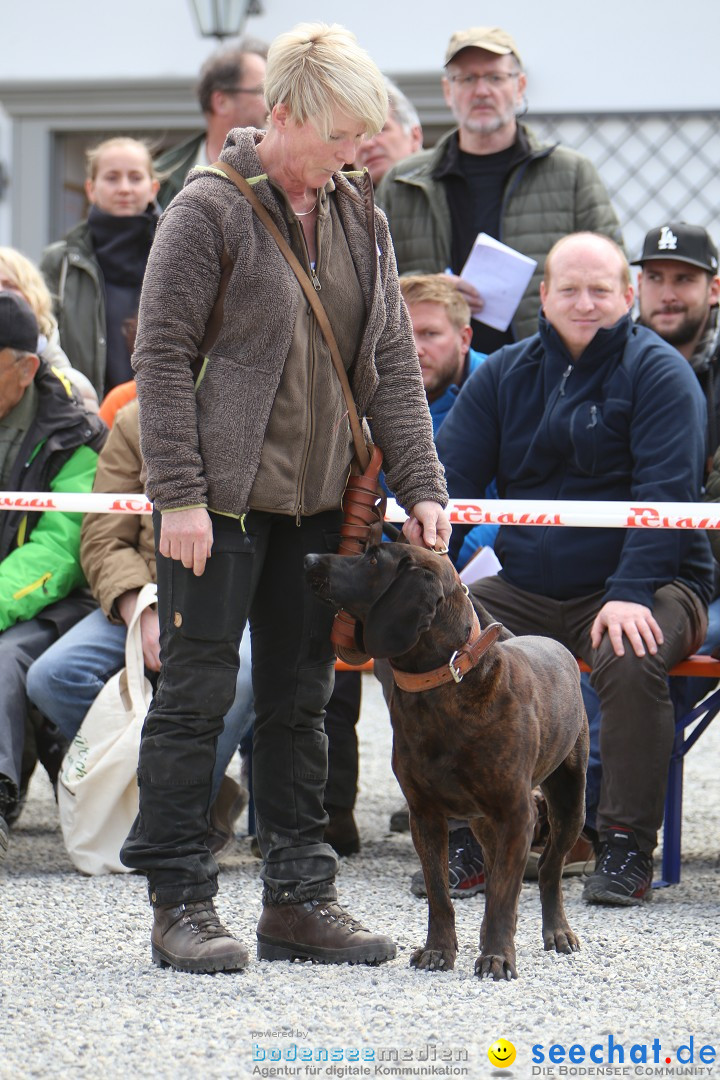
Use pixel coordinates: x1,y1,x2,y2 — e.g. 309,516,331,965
2,492,720,530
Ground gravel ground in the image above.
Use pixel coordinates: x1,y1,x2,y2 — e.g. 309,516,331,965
3,672,720,1080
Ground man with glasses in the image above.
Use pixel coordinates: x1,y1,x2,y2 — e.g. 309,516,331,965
156,38,268,209
0,292,106,863
377,26,621,350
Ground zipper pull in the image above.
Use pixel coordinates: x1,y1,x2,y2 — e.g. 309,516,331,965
559,363,573,396
311,270,321,291
587,404,598,429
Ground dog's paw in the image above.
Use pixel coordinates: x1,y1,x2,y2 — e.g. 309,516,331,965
543,927,580,954
474,953,517,981
409,947,455,972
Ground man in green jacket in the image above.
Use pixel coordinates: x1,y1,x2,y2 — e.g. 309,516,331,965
0,292,107,862
376,26,622,349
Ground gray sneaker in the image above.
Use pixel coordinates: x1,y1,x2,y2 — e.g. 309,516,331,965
411,825,485,899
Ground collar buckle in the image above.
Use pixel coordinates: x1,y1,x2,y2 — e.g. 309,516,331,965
448,650,464,683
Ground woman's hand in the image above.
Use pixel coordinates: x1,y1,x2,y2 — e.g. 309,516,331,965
159,508,214,576
402,501,452,550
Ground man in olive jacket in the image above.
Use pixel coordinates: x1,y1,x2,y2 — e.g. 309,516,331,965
376,26,622,350
0,292,106,861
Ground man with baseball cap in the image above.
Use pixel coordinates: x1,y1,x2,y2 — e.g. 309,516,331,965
0,291,106,863
633,224,720,706
377,26,622,351
634,223,720,450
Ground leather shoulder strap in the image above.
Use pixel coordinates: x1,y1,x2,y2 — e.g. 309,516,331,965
211,160,370,471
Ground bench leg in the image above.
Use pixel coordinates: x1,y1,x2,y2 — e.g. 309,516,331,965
656,745,683,887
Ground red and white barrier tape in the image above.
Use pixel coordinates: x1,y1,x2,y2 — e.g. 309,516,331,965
2,491,720,530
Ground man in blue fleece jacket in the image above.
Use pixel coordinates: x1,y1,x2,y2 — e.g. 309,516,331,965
436,232,713,907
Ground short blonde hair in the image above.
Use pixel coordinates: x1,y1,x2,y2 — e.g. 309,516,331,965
264,23,387,139
85,137,157,182
400,274,471,332
0,247,56,339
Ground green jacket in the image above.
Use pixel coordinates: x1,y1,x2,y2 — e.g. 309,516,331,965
376,125,623,341
0,362,107,631
155,132,205,210
40,221,107,398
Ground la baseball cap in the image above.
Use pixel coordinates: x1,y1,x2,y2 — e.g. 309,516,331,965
444,27,522,67
0,291,38,353
631,223,719,273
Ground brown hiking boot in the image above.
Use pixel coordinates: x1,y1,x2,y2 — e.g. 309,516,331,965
151,899,249,973
256,900,396,965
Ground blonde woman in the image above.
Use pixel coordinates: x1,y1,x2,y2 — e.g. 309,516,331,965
0,247,97,410
40,137,159,399
121,22,450,974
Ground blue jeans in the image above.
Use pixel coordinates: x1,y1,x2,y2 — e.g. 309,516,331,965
580,674,601,832
26,606,255,802
665,594,720,717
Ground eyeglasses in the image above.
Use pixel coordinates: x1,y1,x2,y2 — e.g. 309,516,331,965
448,73,519,89
225,85,265,96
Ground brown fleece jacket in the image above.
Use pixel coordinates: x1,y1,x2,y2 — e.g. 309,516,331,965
132,127,447,516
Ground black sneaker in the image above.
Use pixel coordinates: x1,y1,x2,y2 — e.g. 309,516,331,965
411,825,485,899
582,827,653,906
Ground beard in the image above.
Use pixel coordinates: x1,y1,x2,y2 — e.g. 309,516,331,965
647,307,709,348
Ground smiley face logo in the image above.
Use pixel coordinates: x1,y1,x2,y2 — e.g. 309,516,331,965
488,1039,516,1068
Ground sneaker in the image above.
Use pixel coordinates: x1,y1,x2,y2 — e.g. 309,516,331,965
411,825,485,899
582,827,653,906
257,899,396,965
151,898,249,973
525,830,596,880
525,789,596,880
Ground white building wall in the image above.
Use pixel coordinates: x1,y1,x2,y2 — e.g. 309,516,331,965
4,0,720,110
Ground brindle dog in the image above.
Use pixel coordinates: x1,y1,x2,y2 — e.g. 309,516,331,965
305,543,589,981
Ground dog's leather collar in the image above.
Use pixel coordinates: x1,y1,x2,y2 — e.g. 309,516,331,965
390,610,502,692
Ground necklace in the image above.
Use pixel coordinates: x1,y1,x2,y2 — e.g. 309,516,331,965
293,189,319,218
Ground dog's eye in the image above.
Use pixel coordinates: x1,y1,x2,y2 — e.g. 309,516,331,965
368,555,377,566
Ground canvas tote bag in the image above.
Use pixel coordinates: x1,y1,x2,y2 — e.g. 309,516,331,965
57,582,157,874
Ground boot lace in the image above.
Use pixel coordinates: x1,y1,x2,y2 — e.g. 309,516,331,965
311,901,367,934
181,900,232,942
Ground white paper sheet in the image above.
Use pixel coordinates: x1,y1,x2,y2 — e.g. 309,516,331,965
459,233,537,332
458,545,502,586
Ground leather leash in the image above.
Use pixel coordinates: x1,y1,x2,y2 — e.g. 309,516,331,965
390,610,502,692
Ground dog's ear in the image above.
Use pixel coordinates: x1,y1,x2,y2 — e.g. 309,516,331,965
363,564,444,658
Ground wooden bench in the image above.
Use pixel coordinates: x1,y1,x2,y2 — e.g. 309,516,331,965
339,654,720,886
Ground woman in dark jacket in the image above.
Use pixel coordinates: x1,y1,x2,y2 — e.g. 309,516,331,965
40,137,159,398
